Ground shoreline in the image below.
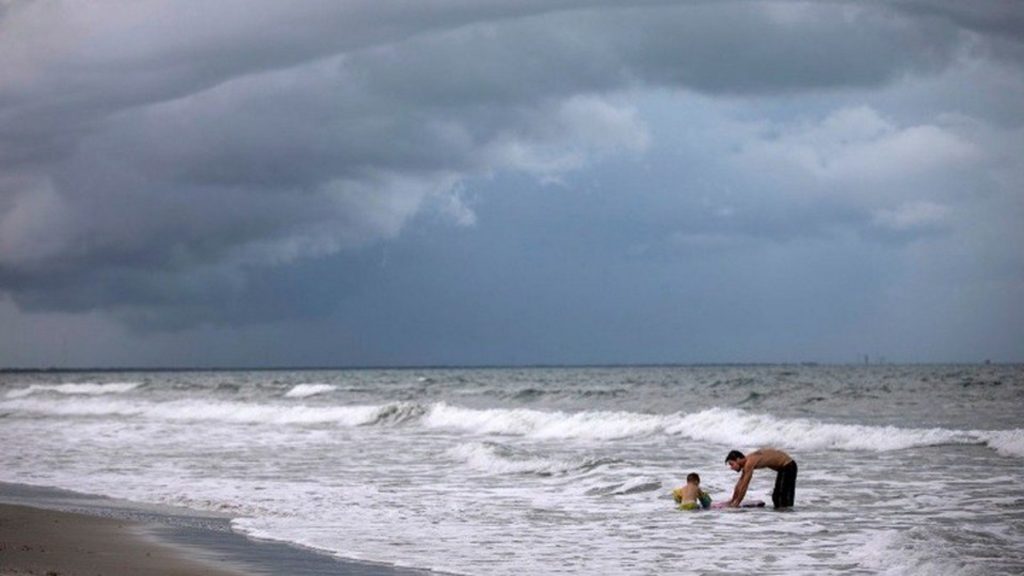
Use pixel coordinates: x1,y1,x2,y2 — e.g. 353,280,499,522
0,502,249,576
0,482,437,576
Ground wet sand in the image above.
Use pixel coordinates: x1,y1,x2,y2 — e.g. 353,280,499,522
0,503,247,576
0,483,437,576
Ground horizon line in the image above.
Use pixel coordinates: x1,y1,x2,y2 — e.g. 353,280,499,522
0,360,1013,373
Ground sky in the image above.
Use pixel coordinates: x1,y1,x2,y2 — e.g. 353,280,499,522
1,1,1022,368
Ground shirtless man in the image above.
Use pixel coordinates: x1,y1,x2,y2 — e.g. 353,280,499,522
725,448,797,509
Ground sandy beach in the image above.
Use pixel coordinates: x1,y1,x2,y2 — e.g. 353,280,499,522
0,503,247,576
0,483,436,576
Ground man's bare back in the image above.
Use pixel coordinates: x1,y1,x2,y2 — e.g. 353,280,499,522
744,448,793,472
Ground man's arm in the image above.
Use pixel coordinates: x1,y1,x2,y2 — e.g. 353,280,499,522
729,463,755,507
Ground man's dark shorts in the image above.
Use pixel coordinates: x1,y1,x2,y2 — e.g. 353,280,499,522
772,460,798,508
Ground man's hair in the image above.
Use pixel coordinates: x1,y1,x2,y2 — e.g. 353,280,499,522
686,472,700,484
725,450,745,463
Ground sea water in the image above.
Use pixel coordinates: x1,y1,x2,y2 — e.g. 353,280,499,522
1,365,1022,575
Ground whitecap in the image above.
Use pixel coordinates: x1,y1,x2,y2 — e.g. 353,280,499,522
284,384,337,399
5,382,141,399
664,407,980,452
976,429,1024,458
447,442,610,476
423,402,666,440
0,397,422,427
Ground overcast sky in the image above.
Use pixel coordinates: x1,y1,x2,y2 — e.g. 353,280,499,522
1,1,1022,368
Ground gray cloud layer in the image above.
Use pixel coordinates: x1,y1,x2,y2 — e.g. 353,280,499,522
0,1,1021,344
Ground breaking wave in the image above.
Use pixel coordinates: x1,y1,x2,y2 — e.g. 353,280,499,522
448,442,619,476
367,402,428,425
0,397,422,427
975,429,1024,458
284,384,337,398
424,403,665,440
425,404,1022,456
846,526,999,576
585,477,663,496
2,395,1020,457
5,382,141,399
662,407,981,452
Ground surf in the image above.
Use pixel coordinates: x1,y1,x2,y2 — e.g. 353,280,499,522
2,394,1021,457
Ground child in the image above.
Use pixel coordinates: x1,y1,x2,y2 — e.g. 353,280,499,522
673,472,713,510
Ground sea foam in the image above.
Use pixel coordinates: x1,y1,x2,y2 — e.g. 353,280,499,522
2,395,1020,457
976,429,1024,458
447,442,616,476
663,407,980,452
284,384,338,398
0,397,415,427
449,442,575,475
425,404,1022,456
423,402,665,440
847,528,984,576
4,382,141,399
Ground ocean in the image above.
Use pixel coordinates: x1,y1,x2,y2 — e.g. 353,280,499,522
1,365,1022,575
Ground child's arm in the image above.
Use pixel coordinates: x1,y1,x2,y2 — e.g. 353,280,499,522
698,490,712,509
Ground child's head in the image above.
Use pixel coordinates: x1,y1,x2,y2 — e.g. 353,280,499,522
686,472,700,485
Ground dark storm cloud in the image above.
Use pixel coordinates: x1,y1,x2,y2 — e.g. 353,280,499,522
0,0,594,166
889,0,1024,40
0,1,1017,328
